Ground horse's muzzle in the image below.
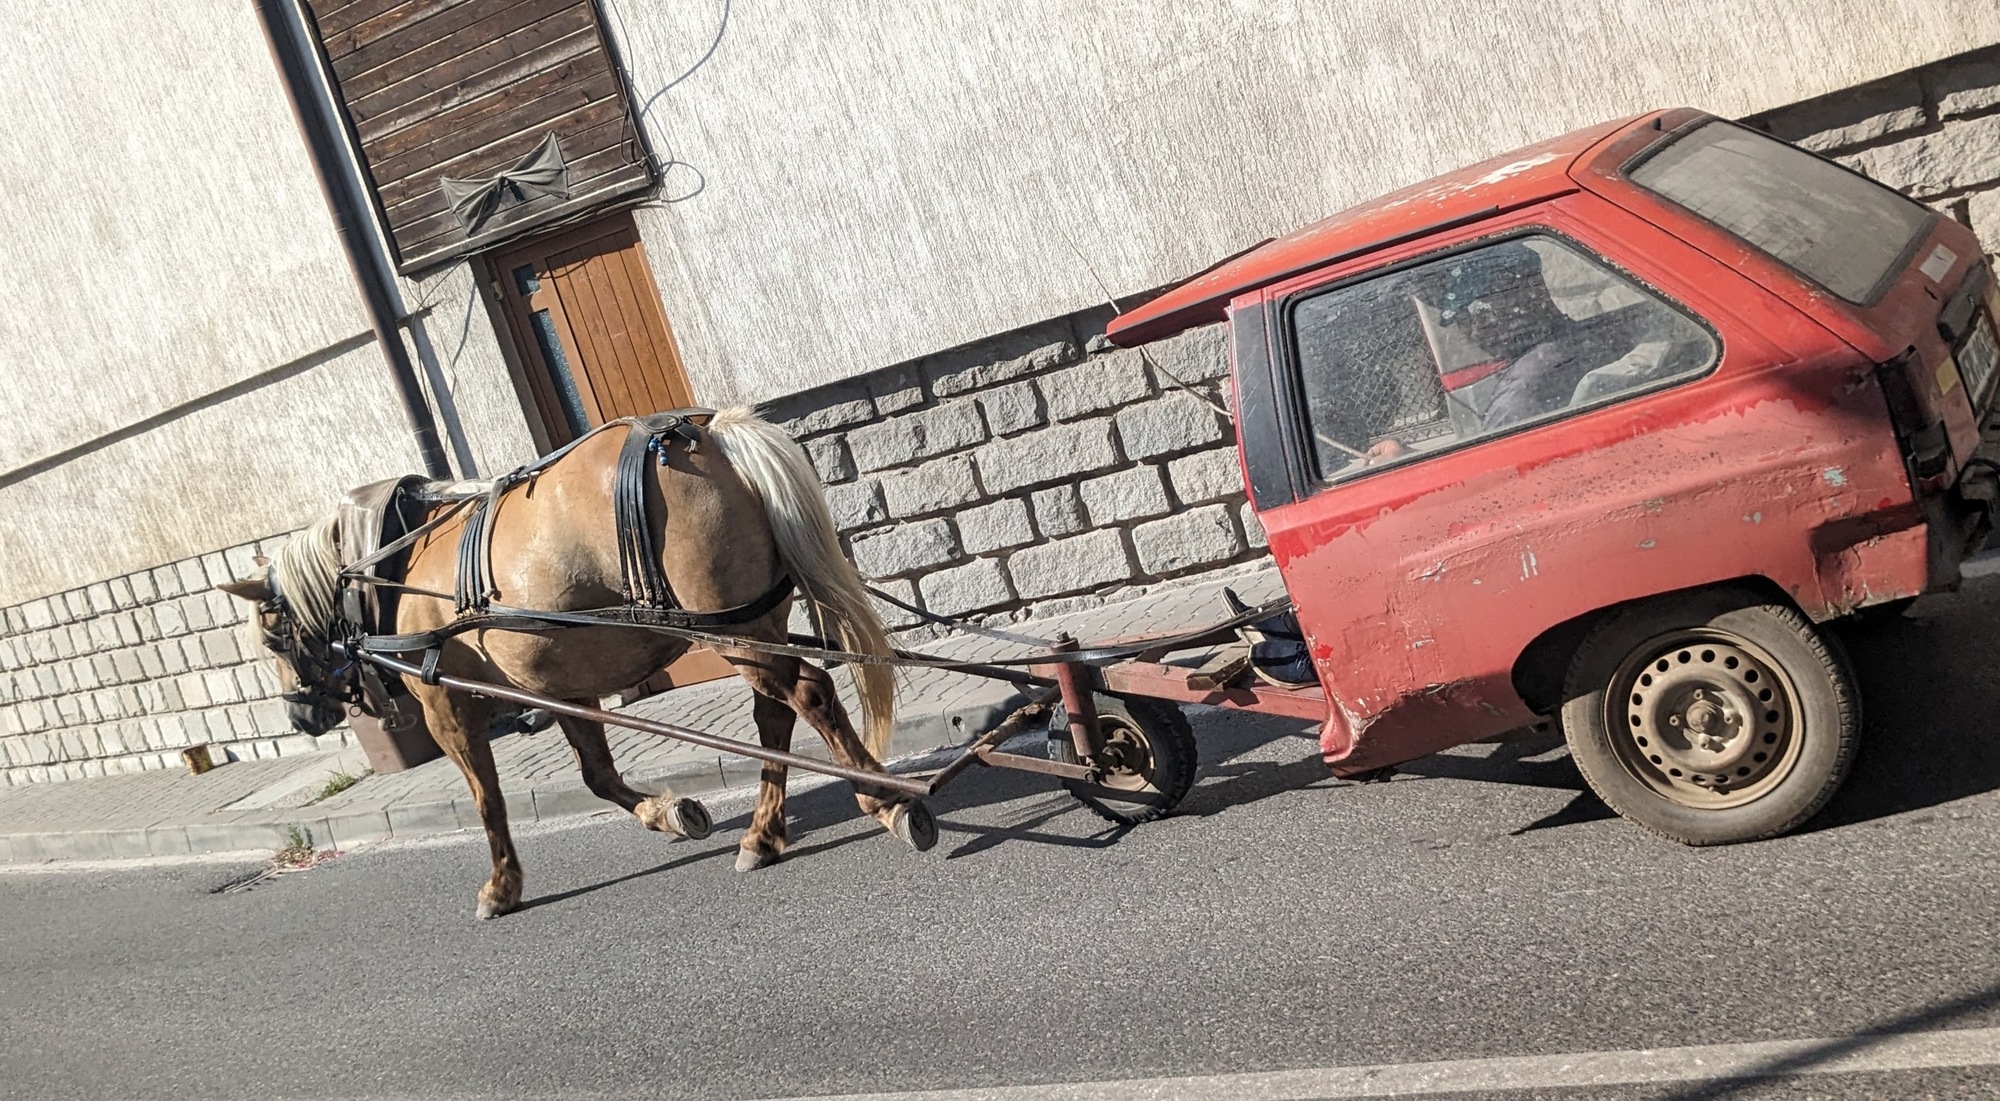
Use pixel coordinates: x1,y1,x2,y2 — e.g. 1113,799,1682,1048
287,698,344,738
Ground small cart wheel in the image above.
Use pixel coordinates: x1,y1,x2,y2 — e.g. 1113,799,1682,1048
1046,693,1197,824
1560,589,1859,846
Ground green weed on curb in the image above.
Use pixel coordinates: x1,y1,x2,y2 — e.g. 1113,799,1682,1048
313,768,371,803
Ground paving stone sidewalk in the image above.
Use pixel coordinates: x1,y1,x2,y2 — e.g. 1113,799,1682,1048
0,566,1285,864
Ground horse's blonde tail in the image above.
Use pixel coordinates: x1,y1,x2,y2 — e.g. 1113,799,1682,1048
707,407,897,756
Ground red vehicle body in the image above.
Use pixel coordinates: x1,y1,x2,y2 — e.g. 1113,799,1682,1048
1108,108,2000,842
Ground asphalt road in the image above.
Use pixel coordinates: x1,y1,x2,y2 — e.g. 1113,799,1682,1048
7,580,2000,1101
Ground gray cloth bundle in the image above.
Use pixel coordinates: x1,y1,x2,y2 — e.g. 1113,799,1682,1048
439,132,570,232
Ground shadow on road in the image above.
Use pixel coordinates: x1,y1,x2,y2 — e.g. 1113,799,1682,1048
518,839,740,912
1385,732,1620,834
626,706,1331,871
1811,581,2000,831
533,573,2000,907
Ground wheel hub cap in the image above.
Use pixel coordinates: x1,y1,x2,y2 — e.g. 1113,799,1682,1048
1612,634,1801,809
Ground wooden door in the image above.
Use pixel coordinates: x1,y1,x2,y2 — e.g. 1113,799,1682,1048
491,210,695,449
489,209,730,692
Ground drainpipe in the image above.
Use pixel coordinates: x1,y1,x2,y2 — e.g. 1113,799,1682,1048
254,0,451,480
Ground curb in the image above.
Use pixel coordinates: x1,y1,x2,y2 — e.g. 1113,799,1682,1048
0,682,1029,865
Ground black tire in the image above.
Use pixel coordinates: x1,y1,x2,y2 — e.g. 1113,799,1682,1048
1046,693,1198,824
1560,588,1859,845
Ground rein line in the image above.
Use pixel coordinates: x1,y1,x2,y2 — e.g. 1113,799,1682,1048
343,591,1296,673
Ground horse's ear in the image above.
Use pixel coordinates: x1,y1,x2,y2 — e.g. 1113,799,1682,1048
252,554,269,568
215,569,272,602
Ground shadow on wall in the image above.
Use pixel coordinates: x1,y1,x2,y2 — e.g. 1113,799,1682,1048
606,0,733,204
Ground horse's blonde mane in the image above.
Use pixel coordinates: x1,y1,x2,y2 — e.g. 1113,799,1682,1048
271,514,342,639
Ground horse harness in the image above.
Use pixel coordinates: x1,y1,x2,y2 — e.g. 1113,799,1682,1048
289,410,794,716
268,413,1306,718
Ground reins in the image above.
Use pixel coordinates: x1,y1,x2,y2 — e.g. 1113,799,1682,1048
336,589,1296,676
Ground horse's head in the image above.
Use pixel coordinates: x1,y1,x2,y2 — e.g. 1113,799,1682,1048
217,559,349,738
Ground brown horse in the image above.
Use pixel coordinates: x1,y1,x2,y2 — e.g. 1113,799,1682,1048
218,409,932,919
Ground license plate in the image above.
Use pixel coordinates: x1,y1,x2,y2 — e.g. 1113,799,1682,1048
1960,310,1999,408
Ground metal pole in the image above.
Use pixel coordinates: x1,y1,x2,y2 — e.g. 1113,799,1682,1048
253,0,452,480
924,688,1061,792
1048,635,1106,764
356,651,932,798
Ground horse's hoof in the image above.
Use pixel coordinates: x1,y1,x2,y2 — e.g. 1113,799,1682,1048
475,895,516,921
666,797,712,841
735,846,782,873
636,796,710,839
476,878,521,920
890,801,937,853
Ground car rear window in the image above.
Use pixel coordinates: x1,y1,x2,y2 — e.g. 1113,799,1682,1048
1626,121,1933,304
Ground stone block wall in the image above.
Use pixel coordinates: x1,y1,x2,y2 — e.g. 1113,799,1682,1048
0,537,347,786
763,309,1268,630
1745,45,2000,254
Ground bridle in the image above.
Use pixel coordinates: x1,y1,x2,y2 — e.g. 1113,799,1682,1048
259,571,360,724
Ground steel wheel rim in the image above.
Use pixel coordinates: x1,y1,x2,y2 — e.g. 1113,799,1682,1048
1604,629,1803,809
1094,714,1158,794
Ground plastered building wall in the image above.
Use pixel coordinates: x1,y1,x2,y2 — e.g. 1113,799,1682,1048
0,0,537,607
2,4,1998,785
604,0,2000,407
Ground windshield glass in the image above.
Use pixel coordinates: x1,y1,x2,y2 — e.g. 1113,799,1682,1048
1627,121,1933,303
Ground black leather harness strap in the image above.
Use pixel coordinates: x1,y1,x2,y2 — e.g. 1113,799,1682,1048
355,572,798,655
453,495,488,613
615,423,668,607
614,411,708,608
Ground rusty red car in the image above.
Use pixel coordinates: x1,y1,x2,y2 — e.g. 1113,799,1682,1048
1107,107,2000,844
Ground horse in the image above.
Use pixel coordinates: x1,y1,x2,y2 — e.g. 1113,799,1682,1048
217,408,933,919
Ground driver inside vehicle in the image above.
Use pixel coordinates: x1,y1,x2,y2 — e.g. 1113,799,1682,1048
1441,242,1701,429
1346,239,1713,471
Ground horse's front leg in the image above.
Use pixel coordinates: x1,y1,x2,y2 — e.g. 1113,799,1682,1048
411,683,523,920
555,707,710,840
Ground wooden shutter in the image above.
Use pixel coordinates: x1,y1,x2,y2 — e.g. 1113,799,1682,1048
305,0,654,273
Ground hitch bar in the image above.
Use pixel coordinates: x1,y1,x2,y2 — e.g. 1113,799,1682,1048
344,650,1089,799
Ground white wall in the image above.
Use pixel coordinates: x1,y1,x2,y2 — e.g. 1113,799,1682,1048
604,0,2000,405
3,0,1996,603
0,1,538,605
0,1,367,472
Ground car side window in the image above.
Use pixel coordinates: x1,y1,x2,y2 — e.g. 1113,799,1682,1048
1290,234,1718,483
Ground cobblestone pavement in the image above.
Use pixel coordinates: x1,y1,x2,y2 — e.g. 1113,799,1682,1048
0,565,1283,863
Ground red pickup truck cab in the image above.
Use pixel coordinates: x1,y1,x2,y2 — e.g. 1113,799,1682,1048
1107,109,2000,844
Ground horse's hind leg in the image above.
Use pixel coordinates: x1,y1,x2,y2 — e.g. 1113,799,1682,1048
732,686,798,872
731,653,934,855
555,707,709,839
411,683,523,920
